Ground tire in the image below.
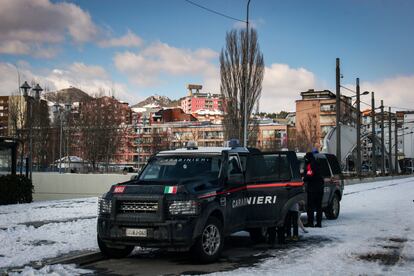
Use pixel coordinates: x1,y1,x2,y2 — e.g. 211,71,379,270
248,227,268,243
97,235,134,259
191,217,224,263
325,194,340,220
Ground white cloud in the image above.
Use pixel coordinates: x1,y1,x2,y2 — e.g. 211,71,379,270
0,41,31,55
357,76,414,111
0,62,139,105
99,30,143,48
233,18,265,30
114,42,219,87
0,0,98,58
260,63,317,112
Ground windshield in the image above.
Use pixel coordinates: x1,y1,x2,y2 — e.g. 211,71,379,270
139,155,222,182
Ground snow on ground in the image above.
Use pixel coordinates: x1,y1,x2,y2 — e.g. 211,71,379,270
8,264,93,276
0,198,99,269
216,177,414,275
1,177,414,275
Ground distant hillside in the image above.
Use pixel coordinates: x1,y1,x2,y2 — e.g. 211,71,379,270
132,95,183,108
44,87,92,103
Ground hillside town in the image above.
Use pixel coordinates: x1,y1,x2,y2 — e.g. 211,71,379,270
1,83,413,174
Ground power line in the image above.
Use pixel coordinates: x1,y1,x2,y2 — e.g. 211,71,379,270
184,0,245,23
340,85,356,94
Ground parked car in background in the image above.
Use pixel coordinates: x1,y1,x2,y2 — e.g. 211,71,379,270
297,152,344,219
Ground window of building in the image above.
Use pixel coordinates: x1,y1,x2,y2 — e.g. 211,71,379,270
320,104,336,112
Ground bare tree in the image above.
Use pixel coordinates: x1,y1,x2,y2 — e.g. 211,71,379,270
220,28,264,146
77,97,128,171
296,114,319,152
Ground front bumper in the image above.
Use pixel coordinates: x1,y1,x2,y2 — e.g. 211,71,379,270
97,216,198,249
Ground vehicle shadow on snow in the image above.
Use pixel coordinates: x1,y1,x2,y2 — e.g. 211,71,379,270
116,234,338,275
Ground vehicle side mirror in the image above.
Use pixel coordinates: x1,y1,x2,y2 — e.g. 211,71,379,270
130,175,137,181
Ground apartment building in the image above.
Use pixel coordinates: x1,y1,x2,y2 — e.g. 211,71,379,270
295,89,356,151
181,84,224,113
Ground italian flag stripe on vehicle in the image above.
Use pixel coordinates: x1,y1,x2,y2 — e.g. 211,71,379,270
164,186,177,194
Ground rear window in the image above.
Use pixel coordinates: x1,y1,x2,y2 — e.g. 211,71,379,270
247,153,292,182
326,154,342,175
316,157,332,178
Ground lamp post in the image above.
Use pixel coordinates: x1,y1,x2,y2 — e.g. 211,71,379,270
243,0,251,147
53,102,71,173
20,81,42,180
354,79,370,176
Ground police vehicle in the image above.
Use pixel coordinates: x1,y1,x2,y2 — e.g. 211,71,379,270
97,141,305,263
297,152,344,219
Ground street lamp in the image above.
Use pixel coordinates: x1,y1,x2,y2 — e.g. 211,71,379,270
243,0,251,147
53,102,71,173
354,82,370,176
20,81,43,180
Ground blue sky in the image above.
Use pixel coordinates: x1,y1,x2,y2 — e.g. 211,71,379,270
1,0,414,112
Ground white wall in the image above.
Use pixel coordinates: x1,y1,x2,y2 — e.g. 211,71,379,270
403,114,414,158
32,172,134,201
31,172,410,202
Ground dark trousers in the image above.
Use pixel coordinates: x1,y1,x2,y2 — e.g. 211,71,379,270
285,210,299,237
307,191,323,225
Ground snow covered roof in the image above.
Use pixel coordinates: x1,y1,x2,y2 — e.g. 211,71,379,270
131,107,147,113
143,103,160,108
194,109,223,115
54,156,85,163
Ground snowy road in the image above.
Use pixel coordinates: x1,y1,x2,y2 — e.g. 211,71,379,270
1,177,414,275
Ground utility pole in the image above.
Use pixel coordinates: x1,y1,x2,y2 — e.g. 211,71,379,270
388,107,392,173
380,100,385,175
371,92,376,175
336,58,341,164
356,78,361,176
394,116,398,174
243,0,251,147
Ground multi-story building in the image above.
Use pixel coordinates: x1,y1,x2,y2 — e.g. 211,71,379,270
134,121,295,167
0,96,10,136
192,109,224,124
75,96,134,166
181,84,224,114
295,89,356,151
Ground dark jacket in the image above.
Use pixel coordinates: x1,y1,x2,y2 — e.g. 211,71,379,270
303,154,324,193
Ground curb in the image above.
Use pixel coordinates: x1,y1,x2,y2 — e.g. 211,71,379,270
46,251,104,266
344,175,413,186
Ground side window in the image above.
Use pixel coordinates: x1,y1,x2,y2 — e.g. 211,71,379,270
278,155,292,180
228,155,242,175
239,155,247,172
317,158,332,178
247,154,292,182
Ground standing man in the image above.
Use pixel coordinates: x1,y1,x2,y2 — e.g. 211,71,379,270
303,152,324,227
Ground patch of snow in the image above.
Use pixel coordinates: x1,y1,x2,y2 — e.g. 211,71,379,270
9,264,93,276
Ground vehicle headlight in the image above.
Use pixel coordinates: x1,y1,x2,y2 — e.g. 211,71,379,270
98,198,112,214
169,200,198,215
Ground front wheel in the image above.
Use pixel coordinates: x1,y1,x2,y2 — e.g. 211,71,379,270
325,194,340,220
97,235,134,259
191,217,224,263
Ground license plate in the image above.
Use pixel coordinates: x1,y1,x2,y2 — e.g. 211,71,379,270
125,228,147,237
